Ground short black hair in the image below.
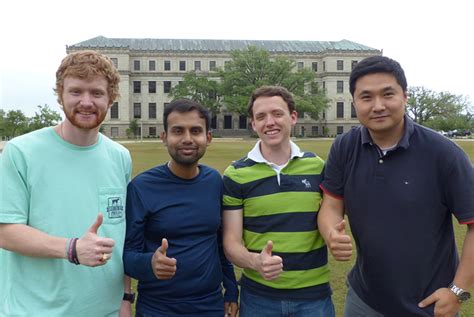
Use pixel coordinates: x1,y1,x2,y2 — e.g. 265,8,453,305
350,56,407,96
163,99,210,132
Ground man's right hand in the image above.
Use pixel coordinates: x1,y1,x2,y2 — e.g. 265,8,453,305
254,240,283,280
151,238,177,279
327,219,352,261
76,213,115,266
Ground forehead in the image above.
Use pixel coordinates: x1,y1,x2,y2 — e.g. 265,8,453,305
63,75,108,88
253,96,289,114
354,73,401,93
167,110,206,127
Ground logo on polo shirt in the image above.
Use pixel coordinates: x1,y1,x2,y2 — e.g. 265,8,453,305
107,197,124,219
302,179,311,188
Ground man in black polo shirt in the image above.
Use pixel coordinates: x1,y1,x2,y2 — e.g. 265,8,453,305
318,55,474,317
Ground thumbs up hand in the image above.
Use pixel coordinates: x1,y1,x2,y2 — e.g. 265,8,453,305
151,238,177,280
327,219,352,261
76,213,115,267
254,240,283,280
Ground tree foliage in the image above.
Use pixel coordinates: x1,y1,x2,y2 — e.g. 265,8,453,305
0,104,62,139
407,87,470,124
170,46,330,119
28,104,62,131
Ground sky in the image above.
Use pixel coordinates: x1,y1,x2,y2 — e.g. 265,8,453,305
1,0,473,116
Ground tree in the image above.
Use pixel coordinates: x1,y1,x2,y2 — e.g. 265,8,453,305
170,46,330,119
220,46,330,118
127,119,139,138
3,110,28,138
170,72,222,116
0,109,5,137
28,104,62,131
407,86,470,125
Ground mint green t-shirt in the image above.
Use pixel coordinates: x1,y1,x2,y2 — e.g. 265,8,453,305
0,127,132,316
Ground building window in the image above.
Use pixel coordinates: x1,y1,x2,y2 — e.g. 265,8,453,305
323,61,326,71
312,62,318,72
209,60,216,71
337,102,344,118
111,127,119,138
322,111,326,119
148,81,156,93
297,62,304,70
133,81,141,93
322,81,326,90
351,60,358,70
110,102,119,119
211,116,217,129
133,60,140,71
337,81,344,93
163,81,171,93
239,115,247,129
133,103,141,119
179,61,186,71
110,58,118,69
224,115,232,129
194,61,201,71
351,102,357,118
149,103,156,119
149,127,157,137
298,111,305,118
149,60,156,71
337,126,344,135
312,126,319,136
337,60,344,71
164,60,171,71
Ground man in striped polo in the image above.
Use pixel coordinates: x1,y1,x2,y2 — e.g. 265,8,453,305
222,86,335,316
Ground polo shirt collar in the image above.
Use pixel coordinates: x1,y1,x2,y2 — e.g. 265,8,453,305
248,140,304,163
360,114,414,150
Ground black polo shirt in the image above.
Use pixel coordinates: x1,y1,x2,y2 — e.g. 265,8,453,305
321,116,474,316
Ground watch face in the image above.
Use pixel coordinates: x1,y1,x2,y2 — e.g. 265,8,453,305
459,292,471,302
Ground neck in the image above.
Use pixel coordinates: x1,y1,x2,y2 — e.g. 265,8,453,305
54,121,99,146
260,141,292,166
168,161,199,179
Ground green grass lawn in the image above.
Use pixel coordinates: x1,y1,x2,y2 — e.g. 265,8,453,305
122,138,473,316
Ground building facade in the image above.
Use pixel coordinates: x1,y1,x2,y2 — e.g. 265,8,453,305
67,36,381,138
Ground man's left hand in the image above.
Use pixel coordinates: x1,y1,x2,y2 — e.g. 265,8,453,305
224,301,239,317
418,287,461,317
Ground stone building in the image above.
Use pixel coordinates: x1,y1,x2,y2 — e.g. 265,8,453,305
67,36,381,138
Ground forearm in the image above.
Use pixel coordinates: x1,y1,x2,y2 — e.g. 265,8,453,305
0,223,67,259
453,224,474,290
317,199,345,242
123,249,155,281
224,238,259,271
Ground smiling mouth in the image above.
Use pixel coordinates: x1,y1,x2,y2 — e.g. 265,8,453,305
265,130,280,135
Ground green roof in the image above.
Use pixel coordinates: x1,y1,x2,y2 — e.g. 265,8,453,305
68,36,380,53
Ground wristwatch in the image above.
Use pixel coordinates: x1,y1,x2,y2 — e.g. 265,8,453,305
123,292,136,303
448,282,471,303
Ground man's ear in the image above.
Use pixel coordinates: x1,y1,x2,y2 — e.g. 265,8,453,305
160,131,167,144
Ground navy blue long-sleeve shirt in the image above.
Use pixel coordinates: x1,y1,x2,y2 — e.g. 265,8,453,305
123,164,238,316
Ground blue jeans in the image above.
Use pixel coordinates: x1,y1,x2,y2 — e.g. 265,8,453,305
344,285,384,317
240,288,335,317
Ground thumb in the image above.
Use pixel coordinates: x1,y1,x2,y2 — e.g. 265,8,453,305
159,238,168,256
88,213,103,234
262,240,273,256
335,219,346,234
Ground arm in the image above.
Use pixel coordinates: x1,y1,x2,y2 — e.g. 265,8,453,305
119,275,133,317
317,193,352,261
419,223,474,316
123,183,176,281
0,213,115,266
217,224,239,317
222,209,282,280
